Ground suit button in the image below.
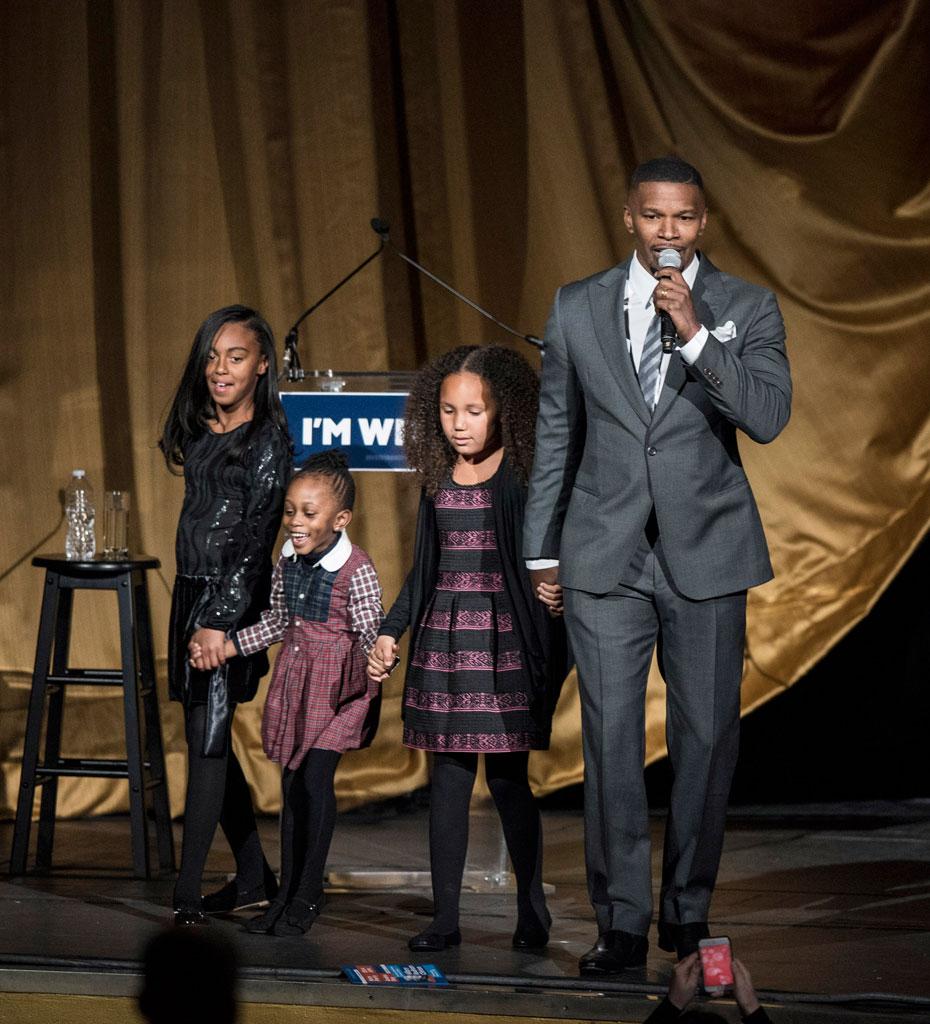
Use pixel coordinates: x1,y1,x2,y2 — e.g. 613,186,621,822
647,446,657,456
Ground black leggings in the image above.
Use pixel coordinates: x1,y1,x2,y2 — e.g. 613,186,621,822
427,751,548,933
173,703,269,909
277,748,342,908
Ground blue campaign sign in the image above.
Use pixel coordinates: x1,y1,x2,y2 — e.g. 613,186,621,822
282,392,410,471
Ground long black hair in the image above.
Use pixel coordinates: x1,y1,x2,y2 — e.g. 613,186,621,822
158,305,289,470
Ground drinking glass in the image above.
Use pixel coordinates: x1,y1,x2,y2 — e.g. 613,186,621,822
103,490,130,558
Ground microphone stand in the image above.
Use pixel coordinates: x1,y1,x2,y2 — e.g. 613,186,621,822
282,234,386,380
282,217,543,381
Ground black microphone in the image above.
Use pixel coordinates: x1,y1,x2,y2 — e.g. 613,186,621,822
370,219,543,349
657,248,682,354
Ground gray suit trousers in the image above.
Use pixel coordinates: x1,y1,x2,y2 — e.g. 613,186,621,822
564,538,746,936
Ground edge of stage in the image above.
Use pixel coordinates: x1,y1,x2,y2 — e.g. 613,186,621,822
2,800,929,1024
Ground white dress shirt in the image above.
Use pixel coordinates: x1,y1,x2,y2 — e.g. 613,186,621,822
526,254,708,571
626,251,707,407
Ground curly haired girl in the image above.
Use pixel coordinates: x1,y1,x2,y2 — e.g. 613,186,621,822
368,344,568,952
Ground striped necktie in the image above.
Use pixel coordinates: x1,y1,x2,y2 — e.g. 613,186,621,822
638,313,662,410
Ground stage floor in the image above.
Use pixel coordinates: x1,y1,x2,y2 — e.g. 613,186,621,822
2,799,929,1023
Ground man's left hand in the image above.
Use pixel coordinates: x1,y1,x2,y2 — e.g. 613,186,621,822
653,268,701,343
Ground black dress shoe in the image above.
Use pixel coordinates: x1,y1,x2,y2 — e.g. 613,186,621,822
657,921,709,959
202,872,279,914
272,896,326,936
244,900,286,934
173,906,209,927
408,928,462,952
578,929,648,975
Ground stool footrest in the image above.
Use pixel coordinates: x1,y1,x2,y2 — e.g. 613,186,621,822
36,758,146,779
45,669,126,686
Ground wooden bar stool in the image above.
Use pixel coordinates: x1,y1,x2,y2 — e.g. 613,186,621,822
10,554,176,878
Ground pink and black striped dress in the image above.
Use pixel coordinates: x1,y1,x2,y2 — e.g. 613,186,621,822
403,476,544,753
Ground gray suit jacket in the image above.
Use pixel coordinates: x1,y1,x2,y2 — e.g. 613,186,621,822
524,255,792,600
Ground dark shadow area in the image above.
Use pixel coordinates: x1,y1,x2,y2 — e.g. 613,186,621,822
730,531,930,805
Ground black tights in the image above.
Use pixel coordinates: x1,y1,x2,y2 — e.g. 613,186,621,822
427,751,548,933
277,748,342,909
173,704,269,909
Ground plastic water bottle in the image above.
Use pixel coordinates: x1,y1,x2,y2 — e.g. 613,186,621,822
65,470,96,560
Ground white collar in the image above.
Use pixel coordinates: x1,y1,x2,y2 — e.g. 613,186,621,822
628,251,700,308
281,530,352,571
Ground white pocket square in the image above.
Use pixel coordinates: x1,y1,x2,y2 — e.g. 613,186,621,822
711,321,737,343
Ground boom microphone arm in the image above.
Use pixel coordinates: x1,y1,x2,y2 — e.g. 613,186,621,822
282,217,543,380
372,218,542,349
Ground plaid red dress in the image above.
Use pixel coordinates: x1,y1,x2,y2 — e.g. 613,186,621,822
234,534,383,769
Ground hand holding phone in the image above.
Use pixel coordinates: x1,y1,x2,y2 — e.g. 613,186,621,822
667,953,702,1010
731,958,762,1016
699,936,733,996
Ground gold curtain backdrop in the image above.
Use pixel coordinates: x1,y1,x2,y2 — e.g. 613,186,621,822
2,0,928,820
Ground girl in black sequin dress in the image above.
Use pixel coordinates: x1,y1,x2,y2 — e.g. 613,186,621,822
159,305,291,924
369,346,568,952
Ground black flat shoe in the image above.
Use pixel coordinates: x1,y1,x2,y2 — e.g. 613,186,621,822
202,873,279,914
173,906,209,927
244,900,286,934
657,921,709,960
512,912,551,949
272,896,326,937
578,929,647,975
408,928,462,952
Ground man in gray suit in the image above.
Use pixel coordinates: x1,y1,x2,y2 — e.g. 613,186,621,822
524,156,791,974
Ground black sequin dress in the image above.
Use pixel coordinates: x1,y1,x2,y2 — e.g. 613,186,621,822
167,419,290,745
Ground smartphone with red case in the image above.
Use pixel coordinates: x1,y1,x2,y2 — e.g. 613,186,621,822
698,936,733,995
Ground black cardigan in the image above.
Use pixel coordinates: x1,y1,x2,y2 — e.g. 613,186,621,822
380,455,570,723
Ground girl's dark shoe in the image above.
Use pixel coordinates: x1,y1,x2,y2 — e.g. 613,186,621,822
173,905,209,927
202,870,279,914
272,895,325,936
244,899,286,934
512,906,551,949
408,928,462,952
512,920,549,949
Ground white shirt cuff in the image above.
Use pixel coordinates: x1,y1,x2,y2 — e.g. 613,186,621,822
677,326,708,364
526,558,560,570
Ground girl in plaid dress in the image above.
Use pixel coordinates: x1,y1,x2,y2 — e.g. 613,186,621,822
191,450,383,936
368,346,568,953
